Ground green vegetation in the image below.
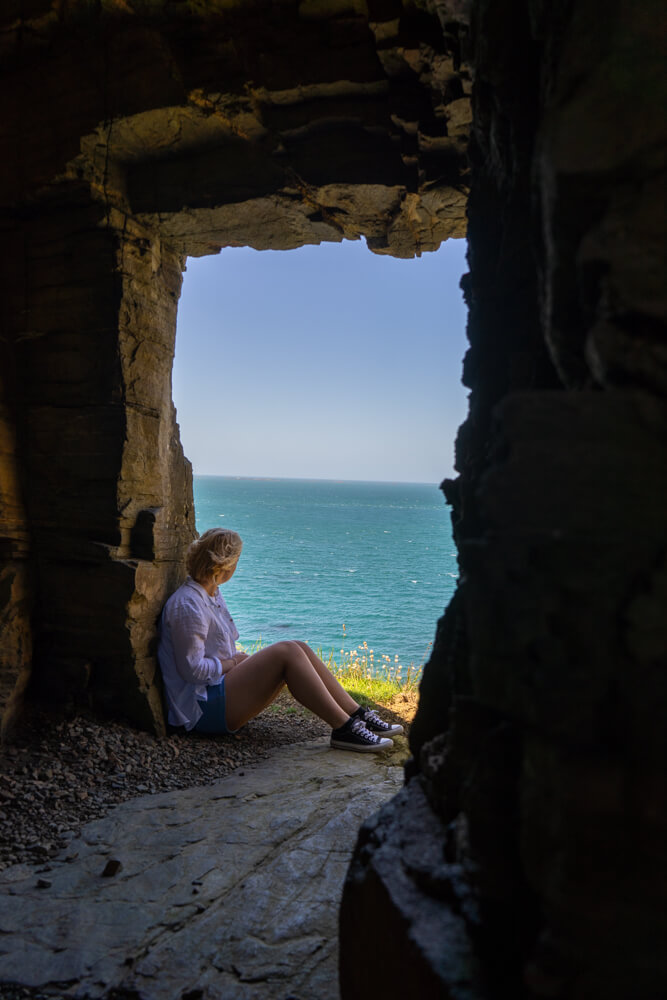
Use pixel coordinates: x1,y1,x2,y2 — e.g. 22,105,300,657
325,640,423,707
238,632,426,715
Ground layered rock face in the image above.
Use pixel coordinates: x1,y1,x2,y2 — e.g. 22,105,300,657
342,1,667,997
1,0,665,997
0,1,470,734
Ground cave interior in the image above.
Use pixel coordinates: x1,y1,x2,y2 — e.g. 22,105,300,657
1,1,665,997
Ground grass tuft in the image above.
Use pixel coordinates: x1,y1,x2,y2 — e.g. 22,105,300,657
238,632,427,718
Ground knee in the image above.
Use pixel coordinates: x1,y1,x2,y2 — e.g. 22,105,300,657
272,640,300,661
273,640,311,667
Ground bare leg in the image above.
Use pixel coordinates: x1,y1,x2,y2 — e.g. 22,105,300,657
224,641,354,731
291,641,359,715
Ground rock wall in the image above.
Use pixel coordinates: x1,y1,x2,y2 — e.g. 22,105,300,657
1,0,665,994
341,1,667,997
0,368,32,741
0,2,470,730
1,189,195,733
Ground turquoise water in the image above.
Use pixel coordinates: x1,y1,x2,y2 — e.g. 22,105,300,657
194,476,458,671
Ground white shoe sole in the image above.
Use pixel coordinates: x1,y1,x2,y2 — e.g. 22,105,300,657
330,737,394,752
368,724,403,737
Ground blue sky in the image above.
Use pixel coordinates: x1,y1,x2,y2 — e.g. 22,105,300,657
173,237,469,484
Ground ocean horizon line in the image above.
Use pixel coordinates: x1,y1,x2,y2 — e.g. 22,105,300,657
193,475,456,666
193,472,443,488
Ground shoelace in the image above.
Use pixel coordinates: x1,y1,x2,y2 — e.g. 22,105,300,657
350,717,381,742
364,708,387,729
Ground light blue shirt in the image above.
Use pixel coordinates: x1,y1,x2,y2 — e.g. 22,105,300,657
158,577,239,730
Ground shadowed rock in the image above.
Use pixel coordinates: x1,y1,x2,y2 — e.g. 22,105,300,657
0,740,403,1000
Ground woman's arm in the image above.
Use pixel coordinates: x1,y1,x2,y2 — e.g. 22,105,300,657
166,591,248,683
170,622,223,684
168,599,228,685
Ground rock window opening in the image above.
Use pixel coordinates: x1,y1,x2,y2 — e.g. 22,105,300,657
172,238,468,674
1,2,664,995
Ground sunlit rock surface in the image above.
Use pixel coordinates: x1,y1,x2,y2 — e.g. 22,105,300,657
1,0,666,996
0,740,402,999
0,0,470,733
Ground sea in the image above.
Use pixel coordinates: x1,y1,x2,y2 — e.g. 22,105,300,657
193,476,459,674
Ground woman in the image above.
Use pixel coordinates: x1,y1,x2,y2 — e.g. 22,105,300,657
158,528,402,751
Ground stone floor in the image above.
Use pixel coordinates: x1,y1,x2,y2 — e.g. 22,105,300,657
0,738,404,1000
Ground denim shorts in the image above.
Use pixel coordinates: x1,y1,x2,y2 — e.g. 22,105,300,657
193,677,238,735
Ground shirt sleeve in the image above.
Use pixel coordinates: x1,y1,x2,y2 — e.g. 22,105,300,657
168,598,224,685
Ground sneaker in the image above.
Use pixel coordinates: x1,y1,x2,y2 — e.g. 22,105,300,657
330,716,393,753
354,705,404,737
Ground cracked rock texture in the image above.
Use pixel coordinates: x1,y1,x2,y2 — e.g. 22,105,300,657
0,0,470,736
1,1,666,997
0,740,403,1000
342,1,667,998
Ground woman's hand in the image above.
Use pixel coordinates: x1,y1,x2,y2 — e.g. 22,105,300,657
221,651,248,672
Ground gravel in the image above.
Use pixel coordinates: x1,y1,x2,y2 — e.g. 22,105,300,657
0,695,411,999
0,698,327,874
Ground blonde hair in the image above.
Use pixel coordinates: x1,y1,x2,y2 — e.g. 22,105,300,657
186,528,243,582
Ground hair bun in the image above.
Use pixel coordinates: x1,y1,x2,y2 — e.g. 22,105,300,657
186,528,243,581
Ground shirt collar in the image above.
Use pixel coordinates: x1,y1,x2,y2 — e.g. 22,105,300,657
185,576,218,602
